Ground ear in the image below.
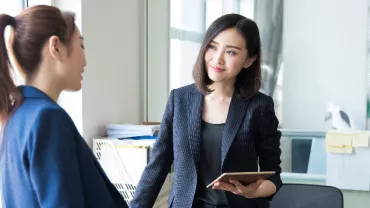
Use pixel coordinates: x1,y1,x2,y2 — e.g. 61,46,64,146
48,36,64,62
243,55,257,69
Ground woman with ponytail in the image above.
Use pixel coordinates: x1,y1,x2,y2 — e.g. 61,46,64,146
0,5,128,208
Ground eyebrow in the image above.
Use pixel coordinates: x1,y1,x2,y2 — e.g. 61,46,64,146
80,36,84,40
210,40,242,50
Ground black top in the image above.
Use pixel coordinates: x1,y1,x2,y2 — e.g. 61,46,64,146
194,120,228,207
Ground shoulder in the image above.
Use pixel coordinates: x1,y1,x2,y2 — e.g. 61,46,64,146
249,92,274,107
171,83,197,96
169,83,200,103
7,99,77,154
11,98,72,126
35,106,71,124
16,99,76,134
27,105,77,152
242,92,275,116
33,106,75,133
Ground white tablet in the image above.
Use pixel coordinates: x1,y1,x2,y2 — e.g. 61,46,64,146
206,171,275,188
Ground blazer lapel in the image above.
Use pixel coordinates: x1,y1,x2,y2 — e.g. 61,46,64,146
221,95,250,168
187,90,203,172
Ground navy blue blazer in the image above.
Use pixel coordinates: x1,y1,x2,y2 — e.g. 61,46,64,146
130,84,282,208
1,86,128,208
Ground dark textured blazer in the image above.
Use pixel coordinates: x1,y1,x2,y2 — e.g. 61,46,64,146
130,84,282,208
1,86,128,208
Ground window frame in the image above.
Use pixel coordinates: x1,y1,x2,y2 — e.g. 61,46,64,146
26,0,53,7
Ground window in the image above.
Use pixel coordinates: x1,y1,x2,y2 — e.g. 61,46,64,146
27,0,53,7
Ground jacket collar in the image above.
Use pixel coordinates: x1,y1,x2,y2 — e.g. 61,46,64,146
19,85,55,103
187,87,250,171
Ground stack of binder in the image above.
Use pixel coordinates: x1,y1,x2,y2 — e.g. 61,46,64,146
93,138,171,207
106,123,159,139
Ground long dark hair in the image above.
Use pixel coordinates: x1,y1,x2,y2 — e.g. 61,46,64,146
0,5,76,123
193,13,262,99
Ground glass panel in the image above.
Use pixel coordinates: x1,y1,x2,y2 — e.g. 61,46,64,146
27,0,52,7
240,0,255,19
171,0,205,33
205,0,223,29
223,0,240,14
170,39,201,90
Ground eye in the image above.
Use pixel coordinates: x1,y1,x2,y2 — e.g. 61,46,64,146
81,44,85,50
226,50,236,55
207,44,216,50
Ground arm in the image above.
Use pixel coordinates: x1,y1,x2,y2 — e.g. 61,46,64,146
130,90,175,208
256,96,282,199
28,107,85,207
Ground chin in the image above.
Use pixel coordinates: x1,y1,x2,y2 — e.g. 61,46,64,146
65,83,82,92
207,73,224,82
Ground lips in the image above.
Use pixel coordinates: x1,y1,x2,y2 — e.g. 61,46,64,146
210,65,225,72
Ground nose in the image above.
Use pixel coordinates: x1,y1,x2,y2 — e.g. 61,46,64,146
83,54,87,67
213,49,224,65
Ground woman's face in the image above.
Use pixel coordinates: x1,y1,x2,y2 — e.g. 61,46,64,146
59,26,86,91
204,27,255,84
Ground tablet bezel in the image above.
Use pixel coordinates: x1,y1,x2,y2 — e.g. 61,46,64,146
206,171,276,188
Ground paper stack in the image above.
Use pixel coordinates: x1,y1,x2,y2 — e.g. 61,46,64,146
325,131,370,191
325,131,370,154
106,123,160,139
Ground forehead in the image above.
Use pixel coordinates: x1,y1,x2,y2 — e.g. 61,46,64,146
72,26,82,40
212,28,246,48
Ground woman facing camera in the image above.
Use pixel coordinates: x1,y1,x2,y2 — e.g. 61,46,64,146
131,13,282,208
0,5,127,208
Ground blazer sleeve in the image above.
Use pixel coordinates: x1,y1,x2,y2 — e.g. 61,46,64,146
130,90,175,208
28,107,85,207
257,96,282,199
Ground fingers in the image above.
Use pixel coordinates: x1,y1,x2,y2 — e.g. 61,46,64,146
212,180,263,198
229,180,244,190
256,179,264,185
213,182,237,193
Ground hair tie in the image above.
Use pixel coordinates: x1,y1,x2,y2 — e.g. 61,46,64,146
8,15,16,27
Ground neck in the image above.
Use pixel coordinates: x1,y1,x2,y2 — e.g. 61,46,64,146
27,80,62,102
208,81,235,99
26,67,63,102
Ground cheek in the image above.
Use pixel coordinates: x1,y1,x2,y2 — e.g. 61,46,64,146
71,51,84,68
79,49,86,64
204,50,214,62
226,57,245,72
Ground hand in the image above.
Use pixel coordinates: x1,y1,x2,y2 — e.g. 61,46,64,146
212,179,264,199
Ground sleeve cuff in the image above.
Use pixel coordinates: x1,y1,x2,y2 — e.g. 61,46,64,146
265,173,282,201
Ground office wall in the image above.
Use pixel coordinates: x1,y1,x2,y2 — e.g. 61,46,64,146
282,0,368,130
55,0,144,146
147,0,170,122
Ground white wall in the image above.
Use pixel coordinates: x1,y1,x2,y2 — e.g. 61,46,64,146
283,0,368,130
55,0,143,146
147,0,170,122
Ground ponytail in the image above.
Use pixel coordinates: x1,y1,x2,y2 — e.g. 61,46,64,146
0,14,21,123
